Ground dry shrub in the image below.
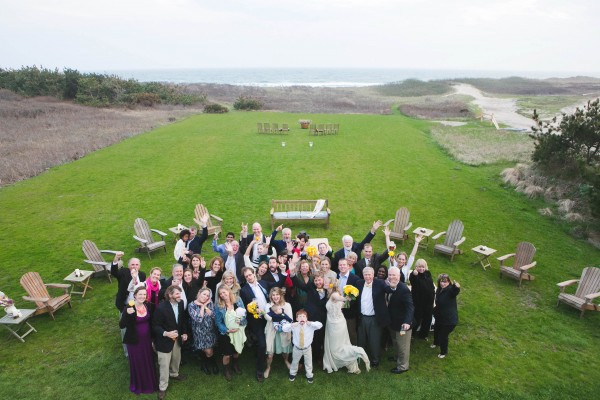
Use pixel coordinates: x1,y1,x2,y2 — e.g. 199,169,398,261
564,212,585,222
400,99,473,119
538,208,553,216
524,185,545,198
501,167,520,185
0,97,203,186
557,199,575,214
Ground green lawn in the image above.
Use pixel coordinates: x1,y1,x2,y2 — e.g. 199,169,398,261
0,111,599,399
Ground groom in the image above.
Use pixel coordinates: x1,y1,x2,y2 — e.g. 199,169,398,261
337,258,359,345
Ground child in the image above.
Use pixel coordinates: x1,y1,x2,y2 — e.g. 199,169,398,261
268,304,294,331
225,306,247,354
282,309,323,384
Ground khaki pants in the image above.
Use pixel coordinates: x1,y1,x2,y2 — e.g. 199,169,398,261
290,346,314,378
389,328,411,371
157,341,181,391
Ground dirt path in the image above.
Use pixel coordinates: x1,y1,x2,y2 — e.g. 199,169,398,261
451,83,535,131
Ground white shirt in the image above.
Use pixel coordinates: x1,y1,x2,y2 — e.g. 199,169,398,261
338,274,349,290
249,282,268,311
282,321,323,348
360,284,375,316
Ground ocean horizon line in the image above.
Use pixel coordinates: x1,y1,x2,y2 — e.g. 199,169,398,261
90,67,600,87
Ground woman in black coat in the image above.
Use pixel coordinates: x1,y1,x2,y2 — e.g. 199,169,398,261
119,286,158,395
432,273,460,358
409,259,435,340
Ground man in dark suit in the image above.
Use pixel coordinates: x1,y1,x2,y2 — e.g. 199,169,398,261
269,224,294,255
153,285,189,399
337,258,360,345
262,256,287,286
110,253,147,312
332,220,382,271
354,243,389,279
110,253,147,357
240,222,268,265
158,264,188,309
187,222,208,255
223,240,246,285
356,266,390,367
386,266,414,374
239,267,276,382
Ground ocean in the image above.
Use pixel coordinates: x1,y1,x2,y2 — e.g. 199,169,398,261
96,68,596,87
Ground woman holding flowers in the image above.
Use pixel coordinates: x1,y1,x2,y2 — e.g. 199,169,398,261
263,287,293,378
322,278,370,374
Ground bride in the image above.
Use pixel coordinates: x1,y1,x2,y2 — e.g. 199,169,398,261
322,278,370,373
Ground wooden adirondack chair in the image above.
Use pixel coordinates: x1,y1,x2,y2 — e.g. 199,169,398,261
257,122,264,133
385,207,413,245
133,218,167,259
497,242,537,286
82,240,120,283
272,123,279,133
20,272,72,320
281,123,290,132
193,204,223,236
263,123,271,133
432,219,466,261
557,267,600,317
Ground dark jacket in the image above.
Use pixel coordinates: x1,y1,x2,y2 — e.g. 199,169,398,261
291,275,328,323
152,300,189,353
386,282,414,332
111,263,146,312
188,227,208,254
119,302,155,344
433,285,460,326
223,252,246,285
408,270,435,306
354,250,388,279
356,278,390,327
337,273,360,319
332,230,375,271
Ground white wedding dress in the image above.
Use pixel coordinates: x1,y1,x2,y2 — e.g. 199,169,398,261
322,292,370,373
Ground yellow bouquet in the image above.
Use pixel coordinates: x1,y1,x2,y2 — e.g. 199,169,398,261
388,251,395,257
342,284,359,309
246,301,263,319
305,245,317,258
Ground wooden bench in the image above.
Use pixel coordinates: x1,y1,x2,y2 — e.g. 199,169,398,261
270,200,331,229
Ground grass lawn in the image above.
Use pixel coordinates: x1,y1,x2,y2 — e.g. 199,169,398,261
0,111,599,399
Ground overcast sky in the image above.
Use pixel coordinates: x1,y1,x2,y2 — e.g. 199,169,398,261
1,0,599,75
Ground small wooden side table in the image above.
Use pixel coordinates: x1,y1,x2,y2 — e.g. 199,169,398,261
0,309,37,342
64,270,94,297
413,227,434,250
168,224,188,243
471,245,497,270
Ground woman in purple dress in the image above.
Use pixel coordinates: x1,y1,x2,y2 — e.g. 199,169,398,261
119,286,158,395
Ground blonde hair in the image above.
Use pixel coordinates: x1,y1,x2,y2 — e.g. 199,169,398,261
327,278,341,299
216,286,236,308
414,258,428,270
268,287,286,306
220,270,241,294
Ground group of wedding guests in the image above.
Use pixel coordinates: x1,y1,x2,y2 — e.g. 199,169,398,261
111,217,461,399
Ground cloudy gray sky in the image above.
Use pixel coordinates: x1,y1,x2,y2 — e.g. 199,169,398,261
1,0,599,75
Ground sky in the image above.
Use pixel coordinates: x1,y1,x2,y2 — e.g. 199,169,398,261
1,0,599,75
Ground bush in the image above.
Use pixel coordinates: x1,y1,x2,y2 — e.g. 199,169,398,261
131,92,161,107
376,79,451,97
204,103,229,113
233,95,263,111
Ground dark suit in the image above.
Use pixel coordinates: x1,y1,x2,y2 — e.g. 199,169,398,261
356,278,389,364
354,250,388,279
111,263,146,312
332,230,376,271
337,272,359,344
433,285,460,356
262,271,286,287
240,279,276,376
269,229,290,255
187,227,208,254
152,299,189,390
386,282,414,371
